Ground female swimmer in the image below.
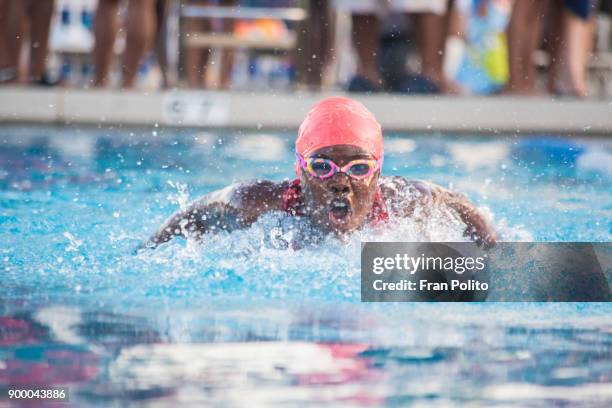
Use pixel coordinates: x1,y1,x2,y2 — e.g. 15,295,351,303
145,97,497,248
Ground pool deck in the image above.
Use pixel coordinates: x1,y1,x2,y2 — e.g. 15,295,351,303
0,86,611,136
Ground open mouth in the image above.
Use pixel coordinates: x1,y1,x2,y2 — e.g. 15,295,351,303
328,197,352,227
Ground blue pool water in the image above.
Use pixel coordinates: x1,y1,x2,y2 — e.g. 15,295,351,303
1,126,611,406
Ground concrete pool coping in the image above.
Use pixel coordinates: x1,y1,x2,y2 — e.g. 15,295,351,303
0,86,611,136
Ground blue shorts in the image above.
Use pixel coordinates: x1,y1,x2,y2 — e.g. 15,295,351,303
564,0,600,19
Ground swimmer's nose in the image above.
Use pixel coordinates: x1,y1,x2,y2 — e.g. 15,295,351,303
331,185,350,195
328,173,351,195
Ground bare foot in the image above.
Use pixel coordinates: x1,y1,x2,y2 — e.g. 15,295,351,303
439,78,465,95
501,83,545,96
551,84,588,99
0,67,18,85
422,70,465,95
551,69,588,98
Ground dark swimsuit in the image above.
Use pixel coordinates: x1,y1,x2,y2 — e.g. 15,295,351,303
565,0,600,19
280,179,389,225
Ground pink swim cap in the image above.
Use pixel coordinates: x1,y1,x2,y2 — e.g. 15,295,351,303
295,97,383,159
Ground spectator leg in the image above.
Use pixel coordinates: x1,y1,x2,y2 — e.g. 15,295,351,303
122,0,157,88
416,13,445,88
93,0,121,87
184,1,211,88
296,0,332,90
505,0,548,94
0,0,11,74
217,0,236,89
3,0,27,82
562,9,595,97
27,0,54,83
155,0,174,88
547,3,564,93
351,13,382,87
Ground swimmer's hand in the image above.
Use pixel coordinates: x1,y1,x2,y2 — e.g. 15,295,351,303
431,186,497,249
138,201,243,250
140,181,284,250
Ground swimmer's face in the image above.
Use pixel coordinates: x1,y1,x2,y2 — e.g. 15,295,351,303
299,144,380,234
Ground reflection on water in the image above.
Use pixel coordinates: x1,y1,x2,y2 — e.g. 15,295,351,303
2,303,612,406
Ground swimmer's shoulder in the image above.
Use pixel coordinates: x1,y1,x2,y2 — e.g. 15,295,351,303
187,179,288,221
228,179,288,213
378,176,435,201
377,176,439,217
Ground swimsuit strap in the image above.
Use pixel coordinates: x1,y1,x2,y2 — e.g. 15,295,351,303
281,179,389,223
281,179,304,216
368,187,389,225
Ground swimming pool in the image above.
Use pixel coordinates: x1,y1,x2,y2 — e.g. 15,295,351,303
1,126,611,406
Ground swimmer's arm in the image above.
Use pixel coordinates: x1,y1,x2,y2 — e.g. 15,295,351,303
384,177,497,248
142,181,283,249
429,184,498,248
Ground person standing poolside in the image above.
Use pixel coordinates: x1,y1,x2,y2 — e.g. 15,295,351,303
505,0,601,97
183,0,236,89
335,0,461,94
93,0,171,88
0,0,55,85
548,0,601,97
145,97,496,249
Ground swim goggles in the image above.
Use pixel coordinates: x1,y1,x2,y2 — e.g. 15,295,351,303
296,151,383,180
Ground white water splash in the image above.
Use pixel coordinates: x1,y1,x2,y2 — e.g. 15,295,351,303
167,180,190,210
63,231,83,252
